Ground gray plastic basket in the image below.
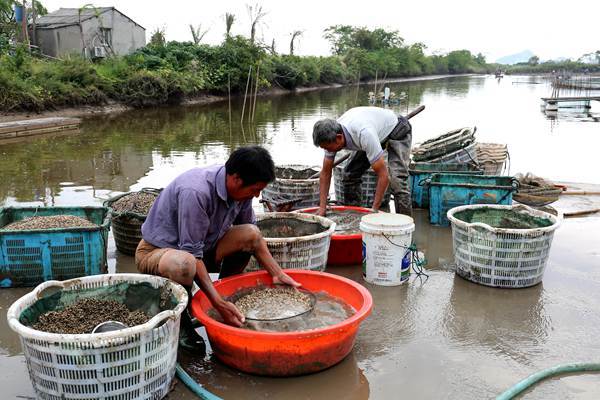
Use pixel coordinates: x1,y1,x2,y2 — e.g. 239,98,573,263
447,204,561,288
333,157,391,208
7,274,187,400
247,212,336,272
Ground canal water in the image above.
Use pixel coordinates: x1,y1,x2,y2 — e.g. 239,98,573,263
1,75,599,399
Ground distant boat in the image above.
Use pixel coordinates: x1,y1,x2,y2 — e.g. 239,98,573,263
495,70,504,78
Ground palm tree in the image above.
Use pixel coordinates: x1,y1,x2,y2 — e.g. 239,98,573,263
289,30,303,55
246,3,266,45
189,24,209,45
224,12,235,39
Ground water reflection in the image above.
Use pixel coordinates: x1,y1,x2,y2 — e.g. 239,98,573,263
442,275,550,365
177,348,369,400
2,75,600,209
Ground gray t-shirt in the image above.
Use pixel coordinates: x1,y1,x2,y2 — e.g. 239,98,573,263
325,106,398,164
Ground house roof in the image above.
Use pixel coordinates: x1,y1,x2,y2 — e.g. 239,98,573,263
35,7,145,30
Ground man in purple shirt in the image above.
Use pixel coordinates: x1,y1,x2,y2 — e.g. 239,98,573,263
136,146,300,348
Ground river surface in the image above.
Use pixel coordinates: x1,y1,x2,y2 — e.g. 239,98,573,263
1,75,600,399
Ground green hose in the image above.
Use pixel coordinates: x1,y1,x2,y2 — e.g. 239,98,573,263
497,362,600,400
176,363,223,400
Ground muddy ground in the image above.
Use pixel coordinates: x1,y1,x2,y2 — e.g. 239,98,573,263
1,209,599,399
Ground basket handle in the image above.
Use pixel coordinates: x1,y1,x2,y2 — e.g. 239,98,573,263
146,309,181,330
418,177,431,187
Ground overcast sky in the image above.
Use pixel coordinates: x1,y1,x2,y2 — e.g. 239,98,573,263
43,0,599,62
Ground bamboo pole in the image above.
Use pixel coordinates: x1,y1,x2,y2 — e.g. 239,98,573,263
374,70,378,96
251,63,260,122
240,66,252,125
228,73,232,140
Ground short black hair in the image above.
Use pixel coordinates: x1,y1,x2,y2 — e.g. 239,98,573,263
225,146,275,185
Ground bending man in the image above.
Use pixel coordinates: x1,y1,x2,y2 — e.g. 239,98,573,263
312,106,412,215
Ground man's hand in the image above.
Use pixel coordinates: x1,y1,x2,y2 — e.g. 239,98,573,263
214,298,245,327
317,206,327,217
273,271,302,288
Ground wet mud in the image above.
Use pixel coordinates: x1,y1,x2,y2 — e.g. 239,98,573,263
326,209,373,235
257,218,326,238
454,207,554,229
275,166,320,180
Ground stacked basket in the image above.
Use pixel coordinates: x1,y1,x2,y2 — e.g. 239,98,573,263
412,127,478,164
476,143,509,175
261,165,321,212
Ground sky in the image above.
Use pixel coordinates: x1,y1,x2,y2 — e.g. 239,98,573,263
42,0,599,62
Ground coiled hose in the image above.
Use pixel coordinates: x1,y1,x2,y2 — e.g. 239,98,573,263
496,362,600,400
176,364,222,400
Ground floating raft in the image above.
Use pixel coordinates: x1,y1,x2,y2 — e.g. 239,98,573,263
0,117,81,142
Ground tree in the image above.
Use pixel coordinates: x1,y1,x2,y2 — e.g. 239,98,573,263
149,27,166,47
224,12,234,39
270,37,275,54
447,50,473,73
474,52,486,65
1,0,47,46
189,24,209,45
246,3,266,45
323,25,403,55
528,55,539,66
289,30,302,55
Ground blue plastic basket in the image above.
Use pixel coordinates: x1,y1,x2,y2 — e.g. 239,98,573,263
0,206,110,287
409,162,482,209
428,174,517,226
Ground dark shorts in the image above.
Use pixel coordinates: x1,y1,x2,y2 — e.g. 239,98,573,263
135,239,251,278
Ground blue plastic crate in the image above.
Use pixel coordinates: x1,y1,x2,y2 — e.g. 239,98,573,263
410,162,482,209
0,206,110,287
428,174,516,226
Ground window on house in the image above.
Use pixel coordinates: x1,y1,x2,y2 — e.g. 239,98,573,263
100,28,112,46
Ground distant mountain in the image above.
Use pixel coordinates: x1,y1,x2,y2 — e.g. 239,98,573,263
496,50,535,65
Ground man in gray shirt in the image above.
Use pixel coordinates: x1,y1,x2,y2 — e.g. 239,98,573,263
136,146,300,348
312,106,413,215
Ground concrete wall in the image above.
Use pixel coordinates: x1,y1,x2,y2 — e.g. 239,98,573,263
34,9,145,58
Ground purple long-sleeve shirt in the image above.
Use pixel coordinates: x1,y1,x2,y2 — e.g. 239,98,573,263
141,165,255,259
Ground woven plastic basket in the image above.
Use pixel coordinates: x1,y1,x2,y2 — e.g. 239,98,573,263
261,165,320,212
0,206,110,287
7,273,187,400
333,158,391,208
447,204,561,288
104,189,161,256
247,212,336,271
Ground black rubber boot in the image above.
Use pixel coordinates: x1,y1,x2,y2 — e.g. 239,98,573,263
179,287,206,354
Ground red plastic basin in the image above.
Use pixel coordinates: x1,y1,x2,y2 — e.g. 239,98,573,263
296,206,372,265
191,270,372,376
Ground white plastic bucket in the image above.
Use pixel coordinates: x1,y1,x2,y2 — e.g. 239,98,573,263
360,213,415,286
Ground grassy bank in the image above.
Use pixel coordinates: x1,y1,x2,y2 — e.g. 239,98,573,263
0,35,491,113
